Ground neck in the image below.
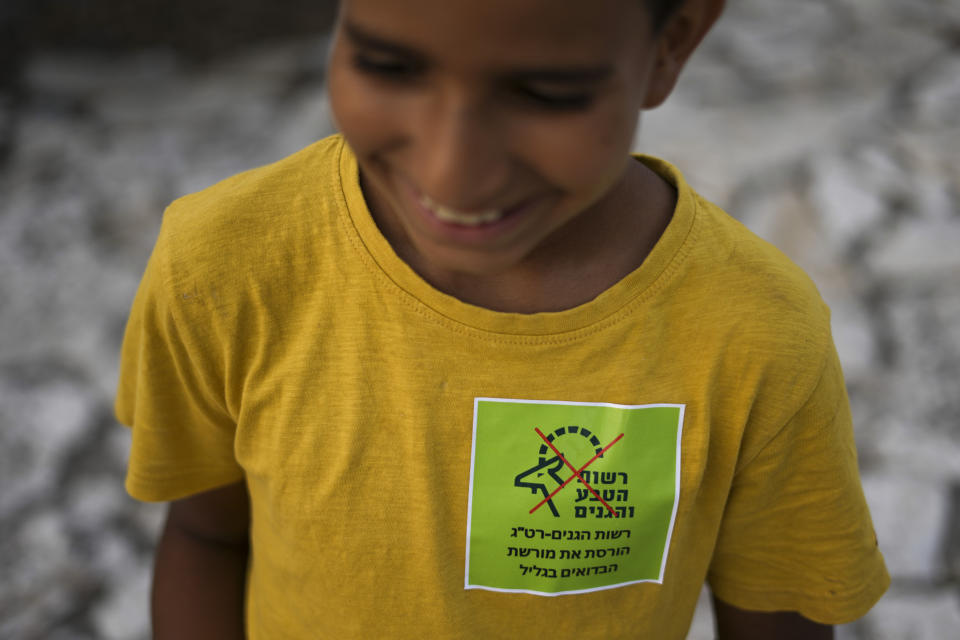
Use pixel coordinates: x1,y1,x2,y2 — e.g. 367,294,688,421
367,158,676,314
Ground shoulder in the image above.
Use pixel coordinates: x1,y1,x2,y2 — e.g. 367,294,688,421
163,134,345,247
681,192,832,351
641,156,830,349
152,134,347,291
651,185,837,425
653,187,850,469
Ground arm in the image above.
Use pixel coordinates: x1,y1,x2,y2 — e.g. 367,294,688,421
713,595,834,640
152,481,251,640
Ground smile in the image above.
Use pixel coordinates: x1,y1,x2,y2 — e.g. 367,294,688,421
419,193,507,226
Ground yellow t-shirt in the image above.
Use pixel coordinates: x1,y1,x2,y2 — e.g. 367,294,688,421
116,134,888,639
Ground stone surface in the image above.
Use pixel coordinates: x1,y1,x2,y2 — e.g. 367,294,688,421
862,474,950,580
807,151,891,255
2,0,959,636
864,589,960,640
0,376,98,517
867,220,960,281
91,558,152,640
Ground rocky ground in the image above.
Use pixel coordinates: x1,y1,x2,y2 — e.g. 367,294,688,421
1,0,958,638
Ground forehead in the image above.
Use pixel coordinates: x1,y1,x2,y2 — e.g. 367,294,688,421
337,0,653,65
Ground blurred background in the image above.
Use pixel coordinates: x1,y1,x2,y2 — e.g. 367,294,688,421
0,0,958,638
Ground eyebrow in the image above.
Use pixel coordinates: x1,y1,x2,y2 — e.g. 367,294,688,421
343,21,614,84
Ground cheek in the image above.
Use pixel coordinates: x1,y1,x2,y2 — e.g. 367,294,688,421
328,69,400,154
515,106,637,199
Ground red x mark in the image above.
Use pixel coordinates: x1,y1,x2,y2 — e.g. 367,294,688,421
529,428,624,516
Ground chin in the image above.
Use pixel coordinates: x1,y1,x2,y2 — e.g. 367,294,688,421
424,247,528,279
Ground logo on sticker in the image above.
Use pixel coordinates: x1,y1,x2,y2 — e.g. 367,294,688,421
465,398,683,596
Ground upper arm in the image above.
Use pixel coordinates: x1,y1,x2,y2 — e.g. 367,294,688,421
708,346,889,621
712,595,834,640
165,481,250,545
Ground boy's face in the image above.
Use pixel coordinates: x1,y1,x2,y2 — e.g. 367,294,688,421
328,0,708,282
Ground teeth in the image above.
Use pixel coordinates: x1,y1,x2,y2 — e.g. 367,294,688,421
420,194,505,226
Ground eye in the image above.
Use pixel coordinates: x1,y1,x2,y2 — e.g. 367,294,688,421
516,84,594,110
351,52,423,79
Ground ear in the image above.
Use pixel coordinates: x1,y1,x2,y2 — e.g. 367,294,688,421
642,0,726,109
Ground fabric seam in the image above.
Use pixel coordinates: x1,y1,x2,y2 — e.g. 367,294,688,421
334,140,703,346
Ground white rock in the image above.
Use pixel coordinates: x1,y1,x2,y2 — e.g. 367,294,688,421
872,416,960,481
733,184,865,327
867,220,960,281
107,426,134,469
808,153,888,253
65,477,127,531
895,128,960,210
911,174,957,222
133,501,167,542
20,511,71,569
829,297,876,382
736,185,818,261
853,144,910,194
880,289,960,439
0,577,80,640
860,474,949,580
913,54,960,128
838,0,960,26
0,512,83,639
92,560,152,640
863,589,960,640
638,94,883,206
712,0,835,91
92,532,140,578
0,379,97,516
836,620,866,640
931,291,960,359
3,4,958,638
268,86,336,164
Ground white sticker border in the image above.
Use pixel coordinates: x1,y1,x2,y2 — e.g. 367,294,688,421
464,397,686,596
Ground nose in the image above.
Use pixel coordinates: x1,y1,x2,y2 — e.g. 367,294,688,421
413,90,511,209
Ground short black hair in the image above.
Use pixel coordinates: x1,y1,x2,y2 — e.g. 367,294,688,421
646,0,683,31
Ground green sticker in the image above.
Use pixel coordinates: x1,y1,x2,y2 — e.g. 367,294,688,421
465,398,683,596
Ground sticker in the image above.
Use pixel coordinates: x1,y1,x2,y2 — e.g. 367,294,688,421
465,398,684,596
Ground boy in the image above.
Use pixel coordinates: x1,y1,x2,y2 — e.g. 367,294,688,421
116,0,889,637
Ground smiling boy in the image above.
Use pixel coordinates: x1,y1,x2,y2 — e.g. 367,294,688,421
116,0,889,638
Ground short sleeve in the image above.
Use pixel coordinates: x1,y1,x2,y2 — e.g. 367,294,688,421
707,343,890,623
115,212,244,502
